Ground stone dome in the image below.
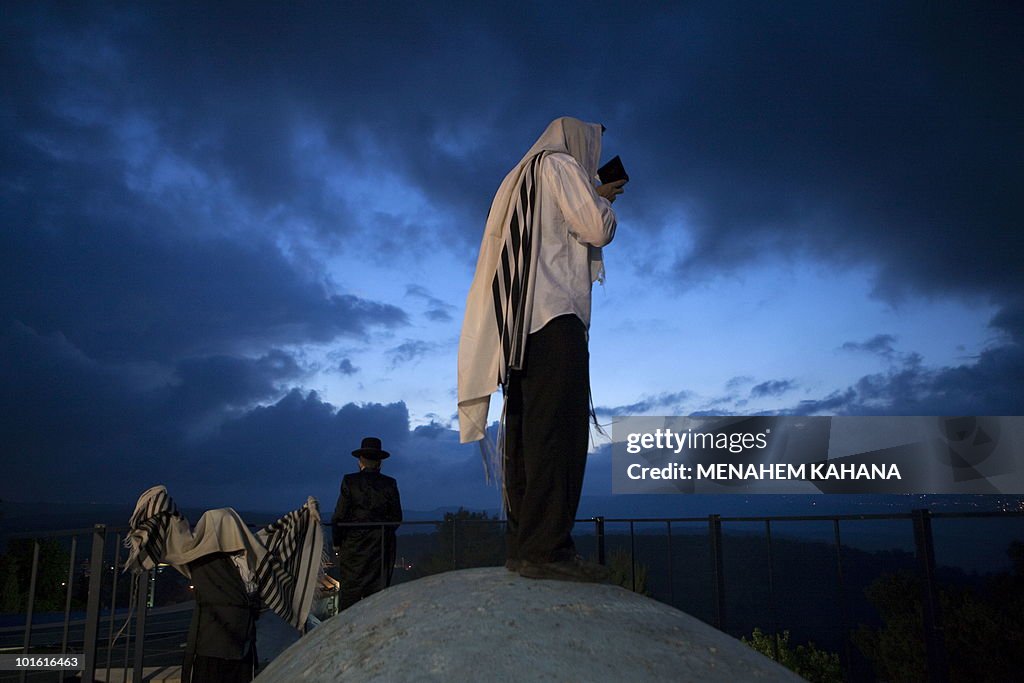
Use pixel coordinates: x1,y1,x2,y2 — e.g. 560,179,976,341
256,567,802,682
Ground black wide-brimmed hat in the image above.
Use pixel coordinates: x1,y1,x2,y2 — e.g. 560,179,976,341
351,436,390,460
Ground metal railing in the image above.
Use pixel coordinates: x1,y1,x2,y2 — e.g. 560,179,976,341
3,509,1021,682
596,508,1023,682
1,524,149,682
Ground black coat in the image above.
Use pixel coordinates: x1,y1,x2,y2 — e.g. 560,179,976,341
331,469,402,600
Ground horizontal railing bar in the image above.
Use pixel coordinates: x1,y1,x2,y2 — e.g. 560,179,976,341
9,509,1020,539
7,527,126,539
6,516,853,537
592,510,1024,524
928,510,1024,519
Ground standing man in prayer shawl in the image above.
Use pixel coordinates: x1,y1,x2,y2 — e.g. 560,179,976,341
332,437,403,610
458,117,626,583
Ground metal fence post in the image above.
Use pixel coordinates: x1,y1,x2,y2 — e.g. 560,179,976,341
708,514,725,631
105,533,121,680
82,524,107,683
122,576,134,675
833,518,851,679
666,521,674,605
595,517,606,565
18,541,40,683
765,520,778,662
451,518,457,569
59,534,79,682
913,509,950,683
133,568,149,682
380,524,387,590
61,535,77,654
629,521,636,592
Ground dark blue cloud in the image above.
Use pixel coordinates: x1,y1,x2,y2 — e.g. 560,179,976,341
0,193,407,361
0,322,144,454
0,329,492,510
841,334,898,358
596,391,692,417
184,391,494,511
8,2,1021,298
386,340,440,368
782,343,1024,416
621,338,1024,418
405,285,457,323
749,379,796,399
162,350,303,419
725,376,755,390
336,359,359,376
8,1,1021,314
4,3,410,366
413,422,449,440
623,4,1023,306
0,322,306,505
2,1,1022,513
991,304,1024,344
1,4,426,511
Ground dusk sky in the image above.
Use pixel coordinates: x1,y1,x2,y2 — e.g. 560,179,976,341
2,2,1022,515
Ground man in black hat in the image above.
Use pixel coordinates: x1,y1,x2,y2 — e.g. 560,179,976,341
331,437,403,611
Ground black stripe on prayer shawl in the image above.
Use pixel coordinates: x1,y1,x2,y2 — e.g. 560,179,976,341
491,153,545,386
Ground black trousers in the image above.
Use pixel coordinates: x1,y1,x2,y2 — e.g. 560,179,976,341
504,314,590,563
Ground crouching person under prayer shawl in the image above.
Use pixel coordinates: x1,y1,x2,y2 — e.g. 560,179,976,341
332,436,403,611
125,486,324,683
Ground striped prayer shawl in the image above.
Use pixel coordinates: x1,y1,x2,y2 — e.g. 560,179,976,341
256,499,324,631
491,152,546,385
125,485,186,571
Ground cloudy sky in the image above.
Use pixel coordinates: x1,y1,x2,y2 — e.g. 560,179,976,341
2,2,1021,515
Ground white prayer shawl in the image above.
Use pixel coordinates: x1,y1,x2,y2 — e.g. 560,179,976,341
458,117,605,446
125,485,323,632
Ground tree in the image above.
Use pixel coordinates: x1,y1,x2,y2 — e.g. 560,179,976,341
0,538,73,613
414,508,505,576
743,627,842,683
853,569,925,681
0,556,20,613
854,550,1024,682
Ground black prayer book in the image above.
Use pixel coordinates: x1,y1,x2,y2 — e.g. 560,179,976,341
597,155,629,184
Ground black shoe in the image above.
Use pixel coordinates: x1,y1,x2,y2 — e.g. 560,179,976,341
519,556,611,583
